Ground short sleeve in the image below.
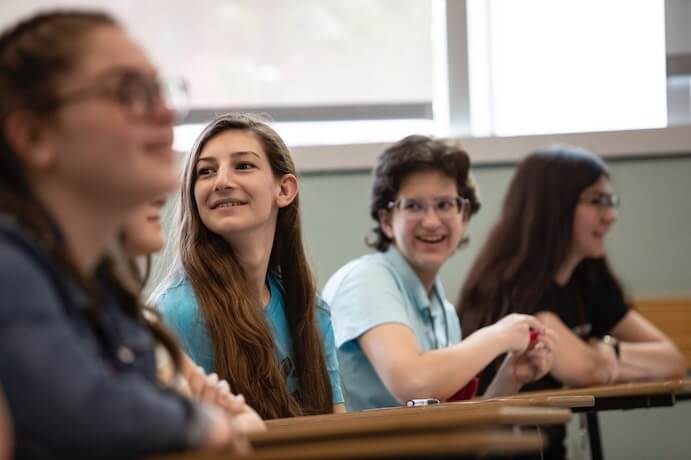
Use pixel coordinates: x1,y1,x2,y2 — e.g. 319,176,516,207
156,284,215,374
585,273,631,337
315,298,345,405
325,260,411,348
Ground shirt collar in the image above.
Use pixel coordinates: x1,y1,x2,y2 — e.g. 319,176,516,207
382,246,446,312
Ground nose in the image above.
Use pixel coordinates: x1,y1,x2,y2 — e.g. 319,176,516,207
420,206,443,228
602,206,618,225
213,164,235,191
149,95,176,126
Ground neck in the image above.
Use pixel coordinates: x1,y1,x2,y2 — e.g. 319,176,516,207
32,182,129,275
227,224,275,308
412,266,438,296
555,251,582,286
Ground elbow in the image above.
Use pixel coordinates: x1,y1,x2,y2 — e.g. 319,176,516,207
387,373,431,404
555,360,610,388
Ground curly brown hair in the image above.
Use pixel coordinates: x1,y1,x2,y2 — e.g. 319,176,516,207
368,135,481,252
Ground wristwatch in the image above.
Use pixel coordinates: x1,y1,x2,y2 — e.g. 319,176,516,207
602,335,621,359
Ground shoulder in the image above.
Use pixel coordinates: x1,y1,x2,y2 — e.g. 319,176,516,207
155,274,202,326
0,234,66,321
0,234,56,292
323,253,400,300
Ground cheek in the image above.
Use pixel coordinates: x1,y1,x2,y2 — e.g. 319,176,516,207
391,218,413,242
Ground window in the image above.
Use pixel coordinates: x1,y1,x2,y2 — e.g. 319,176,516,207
466,0,668,137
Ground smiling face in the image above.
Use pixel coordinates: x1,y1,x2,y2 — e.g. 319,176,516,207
193,129,296,243
380,170,468,283
122,197,167,257
38,25,177,211
570,176,618,261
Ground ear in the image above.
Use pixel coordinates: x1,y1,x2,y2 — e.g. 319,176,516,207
276,173,298,208
4,110,57,170
377,208,395,240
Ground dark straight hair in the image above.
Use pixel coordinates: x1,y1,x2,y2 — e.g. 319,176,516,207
458,145,625,336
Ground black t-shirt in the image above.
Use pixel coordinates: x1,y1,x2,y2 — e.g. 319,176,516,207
522,263,631,392
512,263,630,459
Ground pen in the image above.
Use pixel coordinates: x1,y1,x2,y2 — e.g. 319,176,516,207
406,398,440,407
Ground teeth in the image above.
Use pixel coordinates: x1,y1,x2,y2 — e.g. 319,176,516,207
417,236,445,244
216,201,244,209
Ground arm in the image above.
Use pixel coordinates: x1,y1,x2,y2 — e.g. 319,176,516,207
484,328,558,397
609,310,687,381
536,311,619,386
359,314,544,402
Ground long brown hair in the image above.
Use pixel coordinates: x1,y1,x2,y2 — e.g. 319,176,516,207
458,145,625,336
157,113,332,419
0,11,181,368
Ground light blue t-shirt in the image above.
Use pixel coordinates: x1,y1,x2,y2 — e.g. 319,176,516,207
155,271,344,405
323,247,462,411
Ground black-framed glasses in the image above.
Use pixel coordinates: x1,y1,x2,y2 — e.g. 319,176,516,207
580,192,620,210
387,196,470,220
49,68,188,121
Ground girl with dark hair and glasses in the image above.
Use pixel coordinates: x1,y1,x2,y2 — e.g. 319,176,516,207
324,135,557,411
0,10,248,458
458,145,687,459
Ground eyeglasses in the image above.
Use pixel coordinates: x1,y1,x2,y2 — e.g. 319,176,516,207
388,196,470,220
51,68,189,121
580,192,620,210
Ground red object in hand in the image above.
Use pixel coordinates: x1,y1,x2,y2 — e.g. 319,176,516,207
447,377,479,401
529,329,540,347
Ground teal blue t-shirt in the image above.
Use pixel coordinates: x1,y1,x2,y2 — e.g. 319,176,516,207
323,247,462,411
154,271,344,405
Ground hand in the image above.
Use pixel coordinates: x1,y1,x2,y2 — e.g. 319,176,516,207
490,313,546,354
181,357,266,432
589,338,619,384
511,327,558,385
201,404,251,455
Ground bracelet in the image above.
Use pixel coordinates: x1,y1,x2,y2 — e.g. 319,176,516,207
602,335,621,360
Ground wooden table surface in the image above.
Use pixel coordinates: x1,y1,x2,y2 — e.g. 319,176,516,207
265,393,589,431
504,378,691,400
152,428,545,460
254,405,570,446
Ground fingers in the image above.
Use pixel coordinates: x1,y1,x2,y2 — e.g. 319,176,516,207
187,365,206,398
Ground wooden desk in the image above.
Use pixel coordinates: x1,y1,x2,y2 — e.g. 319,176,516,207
254,405,570,447
265,393,590,431
496,379,691,460
509,379,691,411
152,428,545,460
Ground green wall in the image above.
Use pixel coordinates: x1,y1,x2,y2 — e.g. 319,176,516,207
300,155,691,300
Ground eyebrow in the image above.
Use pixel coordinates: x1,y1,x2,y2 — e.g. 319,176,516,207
197,150,261,165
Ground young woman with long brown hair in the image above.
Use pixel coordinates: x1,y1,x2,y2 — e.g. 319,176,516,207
458,145,687,458
152,113,344,419
0,10,246,458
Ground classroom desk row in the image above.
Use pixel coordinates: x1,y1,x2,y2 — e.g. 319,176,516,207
152,378,691,460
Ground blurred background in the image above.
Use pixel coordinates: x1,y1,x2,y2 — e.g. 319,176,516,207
2,2,690,458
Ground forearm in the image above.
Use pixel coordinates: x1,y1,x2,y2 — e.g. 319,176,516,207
392,328,506,401
616,341,688,382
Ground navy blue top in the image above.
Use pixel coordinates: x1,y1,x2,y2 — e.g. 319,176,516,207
0,218,207,459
